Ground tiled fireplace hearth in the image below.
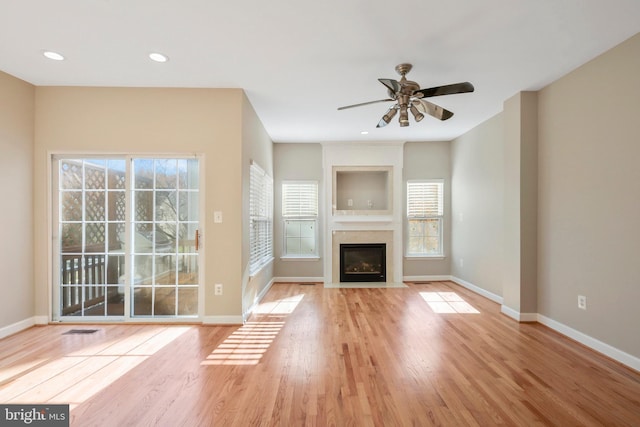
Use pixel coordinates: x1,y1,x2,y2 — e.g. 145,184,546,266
322,140,404,284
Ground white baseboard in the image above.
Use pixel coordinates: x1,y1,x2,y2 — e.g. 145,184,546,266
0,317,36,340
500,305,537,322
519,313,538,322
201,316,244,325
442,276,639,371
449,276,503,304
500,305,519,321
272,277,324,283
34,316,49,325
243,278,276,322
403,275,452,282
537,314,640,373
403,274,504,306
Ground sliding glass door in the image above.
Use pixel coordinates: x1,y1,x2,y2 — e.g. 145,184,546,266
131,158,200,316
53,156,200,320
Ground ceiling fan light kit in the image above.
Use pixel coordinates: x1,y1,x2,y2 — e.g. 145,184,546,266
378,106,398,128
410,103,424,122
338,63,474,129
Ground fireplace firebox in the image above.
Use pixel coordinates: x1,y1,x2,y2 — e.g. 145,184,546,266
340,243,386,282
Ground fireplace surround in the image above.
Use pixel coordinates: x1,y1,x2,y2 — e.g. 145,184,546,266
340,243,386,282
322,142,404,284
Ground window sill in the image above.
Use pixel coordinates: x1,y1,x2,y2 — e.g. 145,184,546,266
280,255,320,262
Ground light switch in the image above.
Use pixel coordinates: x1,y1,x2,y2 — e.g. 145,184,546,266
214,211,223,223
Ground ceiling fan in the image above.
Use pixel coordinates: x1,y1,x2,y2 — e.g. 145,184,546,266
337,63,474,128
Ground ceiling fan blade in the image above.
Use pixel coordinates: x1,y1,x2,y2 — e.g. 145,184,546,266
378,78,401,94
415,82,474,98
414,99,454,121
337,99,394,110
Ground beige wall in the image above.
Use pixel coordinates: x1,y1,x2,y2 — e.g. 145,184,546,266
33,87,246,320
450,114,504,296
403,141,451,277
537,33,640,357
241,92,274,316
0,71,34,332
502,91,538,315
273,143,324,280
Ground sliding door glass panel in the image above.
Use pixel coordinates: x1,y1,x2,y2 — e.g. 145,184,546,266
131,158,199,317
58,159,125,317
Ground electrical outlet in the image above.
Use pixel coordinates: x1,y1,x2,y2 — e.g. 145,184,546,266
578,295,587,310
459,258,464,268
214,283,223,296
214,211,223,223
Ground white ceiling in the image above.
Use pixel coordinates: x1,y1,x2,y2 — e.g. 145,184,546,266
1,0,639,143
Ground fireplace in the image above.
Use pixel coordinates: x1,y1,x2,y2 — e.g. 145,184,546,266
340,243,386,282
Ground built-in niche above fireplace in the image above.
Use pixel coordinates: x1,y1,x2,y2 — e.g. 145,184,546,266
340,243,386,282
332,166,392,216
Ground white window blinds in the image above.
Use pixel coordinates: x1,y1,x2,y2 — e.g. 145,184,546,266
282,181,318,218
249,161,273,274
406,180,444,256
407,181,444,218
282,181,318,257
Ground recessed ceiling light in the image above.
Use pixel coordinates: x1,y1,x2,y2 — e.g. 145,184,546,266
361,131,369,135
43,51,65,61
149,52,169,63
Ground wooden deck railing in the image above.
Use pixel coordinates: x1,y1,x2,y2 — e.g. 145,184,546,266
60,247,125,316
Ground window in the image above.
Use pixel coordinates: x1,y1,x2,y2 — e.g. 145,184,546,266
282,181,318,257
249,161,273,274
406,180,444,257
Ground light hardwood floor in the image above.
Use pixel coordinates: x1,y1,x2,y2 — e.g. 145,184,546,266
1,281,639,426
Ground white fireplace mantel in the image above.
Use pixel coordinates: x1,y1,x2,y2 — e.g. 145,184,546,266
321,142,405,284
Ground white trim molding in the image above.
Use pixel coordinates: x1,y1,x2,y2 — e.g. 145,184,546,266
403,275,452,282
202,316,244,325
0,317,36,340
243,278,276,322
402,275,504,305
272,277,324,283
447,277,639,372
500,305,538,322
450,276,503,305
34,316,49,325
537,314,640,373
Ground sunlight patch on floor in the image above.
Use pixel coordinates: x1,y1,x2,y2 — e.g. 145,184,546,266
419,291,480,314
252,294,305,315
202,294,304,366
0,358,49,385
0,326,190,410
202,322,284,366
